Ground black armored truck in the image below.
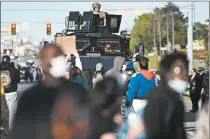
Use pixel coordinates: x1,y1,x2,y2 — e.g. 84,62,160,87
54,10,133,83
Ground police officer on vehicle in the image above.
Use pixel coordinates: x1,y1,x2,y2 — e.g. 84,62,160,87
92,2,106,27
92,2,101,14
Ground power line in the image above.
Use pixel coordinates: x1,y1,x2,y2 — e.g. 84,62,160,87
1,9,70,11
1,6,188,12
1,22,64,24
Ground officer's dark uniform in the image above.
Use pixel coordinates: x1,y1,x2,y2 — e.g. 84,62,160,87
201,71,209,107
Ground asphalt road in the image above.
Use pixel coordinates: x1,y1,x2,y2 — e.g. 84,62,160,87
17,83,198,139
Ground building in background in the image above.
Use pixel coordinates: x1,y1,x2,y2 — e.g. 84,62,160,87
1,25,16,55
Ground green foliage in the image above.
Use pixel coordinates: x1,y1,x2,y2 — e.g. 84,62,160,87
130,2,188,53
194,39,205,46
193,22,208,48
205,51,209,67
148,55,160,69
130,13,155,53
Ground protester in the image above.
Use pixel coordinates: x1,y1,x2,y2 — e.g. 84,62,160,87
201,70,209,108
67,51,89,90
194,102,209,139
37,65,44,82
119,55,156,139
144,52,188,139
105,56,127,87
126,56,157,105
9,44,89,139
92,63,105,89
1,83,9,136
0,55,20,130
188,68,202,113
88,77,123,139
69,67,89,90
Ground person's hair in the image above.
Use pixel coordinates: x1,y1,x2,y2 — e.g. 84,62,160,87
138,57,149,70
140,61,148,70
69,67,87,82
192,68,196,72
2,55,11,64
39,44,63,59
159,52,189,81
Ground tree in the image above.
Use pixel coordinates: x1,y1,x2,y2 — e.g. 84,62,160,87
130,13,155,53
154,2,187,47
193,22,208,47
130,2,188,54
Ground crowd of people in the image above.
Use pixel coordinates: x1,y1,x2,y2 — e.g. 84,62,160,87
0,43,209,139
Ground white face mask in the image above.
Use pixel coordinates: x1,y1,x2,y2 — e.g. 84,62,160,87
49,56,67,78
122,65,127,71
168,78,188,94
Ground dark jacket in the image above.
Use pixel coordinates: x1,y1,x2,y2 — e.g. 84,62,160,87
1,62,20,93
1,85,9,129
144,84,186,139
203,71,209,93
9,78,89,139
188,74,202,93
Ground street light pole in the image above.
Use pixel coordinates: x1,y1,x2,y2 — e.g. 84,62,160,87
172,12,175,51
187,1,193,75
158,15,161,56
153,19,157,55
167,15,169,44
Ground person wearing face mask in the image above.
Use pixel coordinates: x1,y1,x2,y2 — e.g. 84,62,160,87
105,56,127,88
9,44,89,139
144,52,188,139
188,68,202,113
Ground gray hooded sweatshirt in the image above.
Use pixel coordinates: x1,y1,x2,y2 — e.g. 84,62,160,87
105,56,126,87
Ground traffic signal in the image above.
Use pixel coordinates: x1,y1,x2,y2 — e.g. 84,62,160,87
11,23,16,35
46,23,52,35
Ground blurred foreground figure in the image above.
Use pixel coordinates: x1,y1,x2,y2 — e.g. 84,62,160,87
194,102,209,139
9,44,89,139
88,77,123,139
144,52,188,139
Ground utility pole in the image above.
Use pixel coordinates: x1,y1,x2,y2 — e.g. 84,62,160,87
172,12,175,51
158,15,161,56
167,15,169,44
166,14,170,54
153,19,157,55
187,1,193,75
